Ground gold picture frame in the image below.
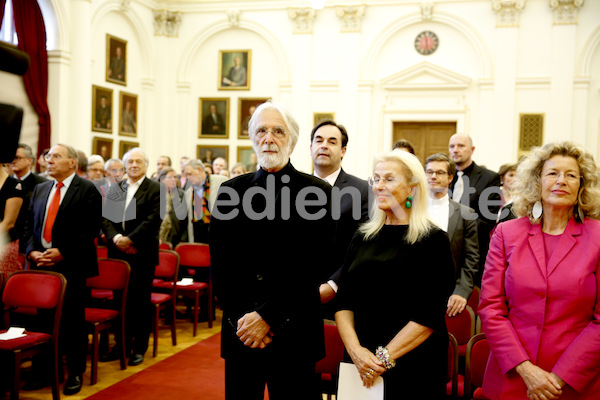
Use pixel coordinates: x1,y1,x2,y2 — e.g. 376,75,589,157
119,91,138,137
92,137,113,160
92,85,113,133
197,145,229,166
199,98,230,138
106,34,127,85
218,50,251,90
119,140,138,159
238,98,270,139
313,112,335,127
237,146,257,173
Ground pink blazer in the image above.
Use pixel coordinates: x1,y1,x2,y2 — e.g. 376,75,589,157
479,217,600,399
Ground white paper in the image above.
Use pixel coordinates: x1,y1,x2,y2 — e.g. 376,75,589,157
337,362,384,400
0,327,27,341
176,278,194,286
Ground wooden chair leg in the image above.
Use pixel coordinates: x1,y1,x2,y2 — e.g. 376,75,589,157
170,298,177,346
51,344,60,400
91,327,99,385
10,353,21,400
119,320,127,370
192,291,199,337
153,304,159,358
207,285,213,329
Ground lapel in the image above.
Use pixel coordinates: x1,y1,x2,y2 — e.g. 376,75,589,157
128,177,149,214
58,175,79,215
35,181,53,229
467,163,483,199
547,217,580,276
334,169,348,188
528,222,547,277
447,200,460,241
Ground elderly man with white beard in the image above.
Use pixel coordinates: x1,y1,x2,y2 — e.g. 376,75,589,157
209,101,337,400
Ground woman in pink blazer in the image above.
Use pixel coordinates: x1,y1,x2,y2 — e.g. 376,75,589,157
479,142,600,400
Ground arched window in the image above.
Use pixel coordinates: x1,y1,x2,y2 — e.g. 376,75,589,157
0,0,58,49
0,0,19,45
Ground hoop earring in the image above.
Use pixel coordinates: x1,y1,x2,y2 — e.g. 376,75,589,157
405,195,413,209
532,201,543,220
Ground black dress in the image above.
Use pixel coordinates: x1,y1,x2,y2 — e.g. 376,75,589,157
336,224,455,399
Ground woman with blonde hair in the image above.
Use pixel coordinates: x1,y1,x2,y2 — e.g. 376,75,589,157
335,150,454,398
480,141,600,400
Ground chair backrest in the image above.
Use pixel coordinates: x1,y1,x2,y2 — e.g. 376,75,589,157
155,250,180,280
315,323,345,375
445,304,475,345
2,270,67,336
465,333,490,396
468,286,480,317
159,242,173,250
96,246,108,259
17,253,28,270
175,243,210,268
447,332,459,397
87,259,131,291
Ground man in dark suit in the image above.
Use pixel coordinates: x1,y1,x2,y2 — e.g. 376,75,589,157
425,153,479,317
10,143,48,251
102,147,161,366
309,119,369,307
202,104,225,136
210,102,336,400
448,133,500,284
24,144,102,395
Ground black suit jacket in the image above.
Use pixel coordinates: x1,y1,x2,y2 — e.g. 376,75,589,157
202,113,225,136
329,169,370,284
102,177,161,268
210,163,336,362
25,174,101,279
447,199,479,299
14,172,48,244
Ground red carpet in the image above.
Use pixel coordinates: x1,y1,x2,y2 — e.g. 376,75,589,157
87,333,225,400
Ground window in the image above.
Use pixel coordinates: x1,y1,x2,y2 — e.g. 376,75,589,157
0,0,18,45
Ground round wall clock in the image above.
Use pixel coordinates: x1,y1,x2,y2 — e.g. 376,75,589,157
414,31,439,55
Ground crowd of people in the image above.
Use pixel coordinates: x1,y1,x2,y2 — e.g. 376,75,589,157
1,101,600,399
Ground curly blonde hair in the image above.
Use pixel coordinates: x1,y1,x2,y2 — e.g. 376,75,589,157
512,141,600,222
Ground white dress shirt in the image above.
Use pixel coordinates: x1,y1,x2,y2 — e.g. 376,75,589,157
41,173,76,248
428,194,450,232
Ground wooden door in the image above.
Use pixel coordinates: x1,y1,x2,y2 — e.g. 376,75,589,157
392,122,457,164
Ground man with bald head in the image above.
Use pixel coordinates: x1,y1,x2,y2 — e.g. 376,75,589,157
448,133,500,284
24,144,102,395
102,147,161,366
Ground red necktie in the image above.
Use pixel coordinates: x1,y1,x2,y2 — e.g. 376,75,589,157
43,182,64,243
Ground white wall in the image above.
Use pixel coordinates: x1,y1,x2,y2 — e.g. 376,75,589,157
35,0,600,178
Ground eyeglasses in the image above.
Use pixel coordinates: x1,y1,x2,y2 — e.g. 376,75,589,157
44,154,64,162
368,176,400,187
543,171,581,184
425,170,449,177
255,127,287,139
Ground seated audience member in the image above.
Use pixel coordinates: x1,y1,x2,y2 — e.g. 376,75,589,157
336,151,454,399
157,166,187,247
392,139,416,155
479,141,600,400
425,153,479,317
230,162,247,178
0,162,23,274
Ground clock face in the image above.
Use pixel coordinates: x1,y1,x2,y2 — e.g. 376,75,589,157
414,31,439,55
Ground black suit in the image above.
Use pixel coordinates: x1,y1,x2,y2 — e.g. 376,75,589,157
202,112,225,136
210,163,336,400
102,177,161,356
447,199,479,299
24,174,102,376
449,162,500,284
14,172,48,248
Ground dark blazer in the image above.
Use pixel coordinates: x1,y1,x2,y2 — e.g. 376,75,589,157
210,163,336,362
329,168,370,284
202,113,226,136
447,199,480,299
14,172,48,245
25,174,101,279
160,186,187,247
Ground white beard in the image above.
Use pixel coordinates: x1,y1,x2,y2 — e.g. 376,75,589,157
255,143,290,170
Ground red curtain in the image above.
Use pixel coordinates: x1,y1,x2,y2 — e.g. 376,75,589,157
0,0,6,29
12,0,51,157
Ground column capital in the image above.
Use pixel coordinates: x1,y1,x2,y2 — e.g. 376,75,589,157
549,0,584,25
288,8,316,34
336,6,365,33
227,9,240,27
421,1,433,21
492,0,526,27
153,9,182,37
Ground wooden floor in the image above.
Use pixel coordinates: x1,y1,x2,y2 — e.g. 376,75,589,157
6,309,223,400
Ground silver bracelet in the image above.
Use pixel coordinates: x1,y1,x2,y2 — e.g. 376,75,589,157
376,346,396,370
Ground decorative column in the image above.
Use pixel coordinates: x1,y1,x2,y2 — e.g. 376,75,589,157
491,0,526,27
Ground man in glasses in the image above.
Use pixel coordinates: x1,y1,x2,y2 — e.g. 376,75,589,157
425,153,480,317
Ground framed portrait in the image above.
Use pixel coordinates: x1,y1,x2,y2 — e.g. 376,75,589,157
313,112,335,127
119,140,138,159
92,85,113,133
92,137,113,160
218,50,251,90
238,98,270,139
199,98,229,138
106,34,127,85
119,91,138,137
197,145,228,166
237,146,258,172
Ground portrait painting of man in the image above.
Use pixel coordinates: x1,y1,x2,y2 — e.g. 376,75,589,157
237,146,257,173
238,98,270,139
106,34,127,85
197,146,228,167
92,85,113,133
219,50,251,90
119,91,138,136
92,137,113,160
199,98,229,138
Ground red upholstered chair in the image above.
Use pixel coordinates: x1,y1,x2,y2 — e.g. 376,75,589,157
17,253,28,270
446,332,465,398
315,322,345,399
85,258,131,385
0,270,66,400
445,304,475,358
468,286,481,318
465,333,491,400
174,243,213,335
150,250,180,357
96,245,108,259
159,242,173,250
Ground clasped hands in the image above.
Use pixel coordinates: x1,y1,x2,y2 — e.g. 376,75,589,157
349,346,386,388
29,249,63,267
115,236,137,254
236,311,274,349
516,361,565,400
